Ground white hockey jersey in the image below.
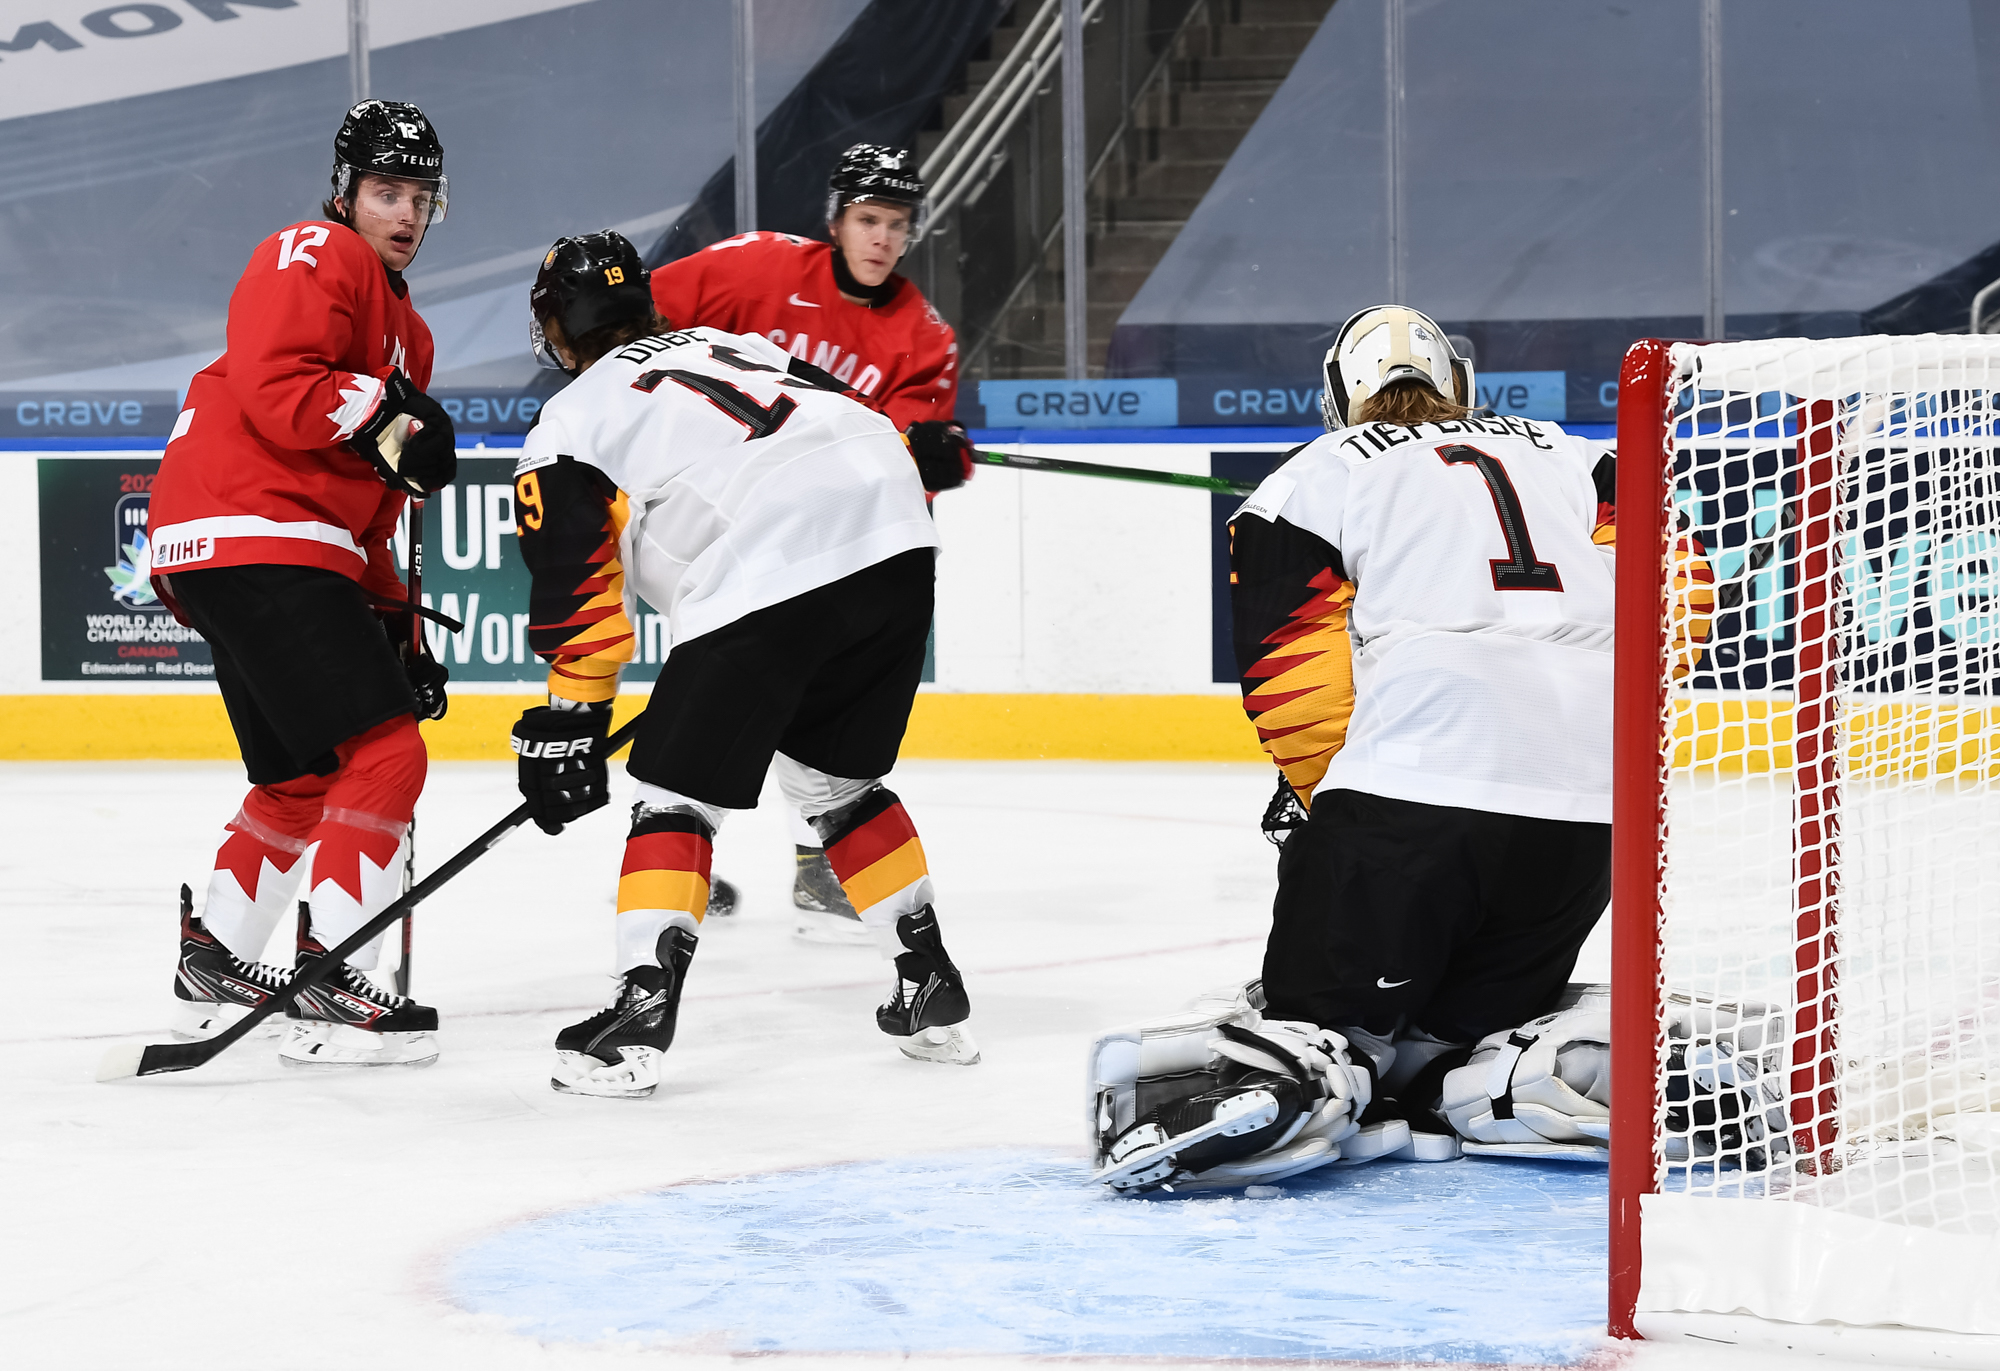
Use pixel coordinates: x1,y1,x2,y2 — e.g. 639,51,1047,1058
1235,413,1615,824
516,327,939,650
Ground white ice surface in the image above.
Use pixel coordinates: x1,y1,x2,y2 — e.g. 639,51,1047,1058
2,760,1776,1370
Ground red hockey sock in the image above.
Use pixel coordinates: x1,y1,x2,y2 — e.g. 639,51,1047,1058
302,716,427,969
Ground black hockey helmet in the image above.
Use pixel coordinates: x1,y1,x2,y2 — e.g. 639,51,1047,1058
529,231,653,372
333,100,447,222
825,143,926,241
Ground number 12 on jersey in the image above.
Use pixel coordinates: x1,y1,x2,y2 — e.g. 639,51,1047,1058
1438,444,1564,591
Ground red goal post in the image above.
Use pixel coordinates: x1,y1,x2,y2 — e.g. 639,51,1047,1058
1609,336,2000,1355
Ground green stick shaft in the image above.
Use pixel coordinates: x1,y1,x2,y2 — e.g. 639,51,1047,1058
972,448,1261,497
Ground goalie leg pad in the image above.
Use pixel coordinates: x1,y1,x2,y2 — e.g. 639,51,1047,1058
1440,994,1613,1160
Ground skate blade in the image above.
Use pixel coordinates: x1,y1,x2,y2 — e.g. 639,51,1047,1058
278,1021,438,1068
550,1046,661,1098
1093,1089,1280,1192
167,999,283,1043
792,908,874,946
894,1022,981,1066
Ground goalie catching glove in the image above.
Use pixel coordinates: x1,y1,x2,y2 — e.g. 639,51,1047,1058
1086,981,1420,1194
512,702,610,835
349,369,457,497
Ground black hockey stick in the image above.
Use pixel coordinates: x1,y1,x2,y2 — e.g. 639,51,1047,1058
972,448,1261,497
397,497,425,997
97,714,644,1082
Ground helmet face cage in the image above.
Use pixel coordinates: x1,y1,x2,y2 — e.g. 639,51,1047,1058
1320,306,1472,430
825,189,927,244
332,164,448,224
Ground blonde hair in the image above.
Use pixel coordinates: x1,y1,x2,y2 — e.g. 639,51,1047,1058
1353,378,1471,427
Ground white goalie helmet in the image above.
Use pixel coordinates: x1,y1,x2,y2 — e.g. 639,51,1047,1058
1321,305,1475,430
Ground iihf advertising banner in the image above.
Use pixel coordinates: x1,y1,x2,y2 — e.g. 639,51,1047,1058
35,454,663,687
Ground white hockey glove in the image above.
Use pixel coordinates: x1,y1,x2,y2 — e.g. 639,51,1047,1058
1085,981,1400,1194
1439,993,1614,1161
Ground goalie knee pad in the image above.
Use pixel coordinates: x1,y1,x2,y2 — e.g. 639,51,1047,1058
1086,981,1398,1194
1439,991,1614,1161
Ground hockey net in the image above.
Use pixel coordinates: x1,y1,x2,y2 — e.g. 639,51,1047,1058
1610,337,2000,1345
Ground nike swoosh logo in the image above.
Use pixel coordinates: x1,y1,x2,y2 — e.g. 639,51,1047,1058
788,293,820,308
1377,977,1411,989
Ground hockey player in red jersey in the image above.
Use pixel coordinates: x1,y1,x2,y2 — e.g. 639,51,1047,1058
145,101,460,1068
511,232,978,1098
649,144,974,939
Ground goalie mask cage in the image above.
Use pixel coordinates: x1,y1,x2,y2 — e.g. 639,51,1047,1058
1610,337,2000,1355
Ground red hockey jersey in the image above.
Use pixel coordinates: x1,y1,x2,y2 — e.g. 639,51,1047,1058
648,232,957,430
149,220,435,609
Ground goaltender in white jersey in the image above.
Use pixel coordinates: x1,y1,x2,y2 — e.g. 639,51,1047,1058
1242,402,1615,822
507,232,976,1099
1087,307,1712,1194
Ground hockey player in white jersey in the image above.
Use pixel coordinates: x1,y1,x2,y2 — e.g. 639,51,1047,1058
1091,307,1712,1189
508,232,978,1098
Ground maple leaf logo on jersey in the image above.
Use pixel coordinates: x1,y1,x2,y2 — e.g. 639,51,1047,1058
327,373,386,442
386,336,407,374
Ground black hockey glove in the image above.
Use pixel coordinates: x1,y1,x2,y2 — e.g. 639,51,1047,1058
512,703,611,835
351,369,457,497
1261,773,1309,847
376,602,458,722
905,420,973,493
402,642,449,722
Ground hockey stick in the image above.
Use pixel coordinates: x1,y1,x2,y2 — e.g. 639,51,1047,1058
397,498,425,997
972,448,1261,497
97,714,644,1082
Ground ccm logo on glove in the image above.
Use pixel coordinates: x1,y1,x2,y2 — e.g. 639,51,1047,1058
511,735,595,759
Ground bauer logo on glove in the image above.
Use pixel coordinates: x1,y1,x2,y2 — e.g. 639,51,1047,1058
511,704,611,834
509,733,595,759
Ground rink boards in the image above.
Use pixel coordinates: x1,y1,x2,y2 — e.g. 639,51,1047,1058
0,434,1308,761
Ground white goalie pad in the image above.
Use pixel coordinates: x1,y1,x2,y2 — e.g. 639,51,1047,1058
1439,992,1612,1161
1085,981,1382,1193
1658,991,1790,1169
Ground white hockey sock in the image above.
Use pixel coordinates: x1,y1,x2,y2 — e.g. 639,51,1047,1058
300,830,405,972
614,908,700,974
202,854,306,964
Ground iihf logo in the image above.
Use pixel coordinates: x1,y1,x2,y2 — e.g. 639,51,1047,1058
104,491,158,609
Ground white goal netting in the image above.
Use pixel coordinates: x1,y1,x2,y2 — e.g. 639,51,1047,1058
1637,336,2000,1337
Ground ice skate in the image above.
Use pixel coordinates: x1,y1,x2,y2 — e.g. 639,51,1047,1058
792,846,871,944
169,884,292,1042
280,930,439,1067
552,926,697,1098
876,907,979,1065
